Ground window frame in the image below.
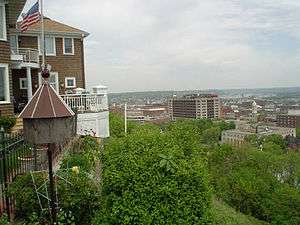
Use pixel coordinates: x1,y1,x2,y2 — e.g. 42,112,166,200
63,37,74,55
65,77,76,88
19,78,28,90
38,36,56,56
0,63,10,104
0,2,7,41
10,35,18,53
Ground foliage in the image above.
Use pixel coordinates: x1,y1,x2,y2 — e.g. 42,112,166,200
214,120,236,131
212,198,269,225
8,136,101,225
209,143,300,224
94,125,213,224
245,134,287,153
61,136,99,172
0,116,16,132
296,127,300,138
109,112,137,138
56,171,101,225
0,215,10,225
202,127,221,145
7,173,48,220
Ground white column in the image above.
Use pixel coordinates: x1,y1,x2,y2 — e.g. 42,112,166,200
26,67,33,100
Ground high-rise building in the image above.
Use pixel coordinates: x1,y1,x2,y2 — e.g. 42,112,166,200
168,94,220,120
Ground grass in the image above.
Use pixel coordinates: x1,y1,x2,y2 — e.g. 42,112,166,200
212,198,269,225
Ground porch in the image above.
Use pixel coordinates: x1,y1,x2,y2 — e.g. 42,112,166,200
10,48,40,113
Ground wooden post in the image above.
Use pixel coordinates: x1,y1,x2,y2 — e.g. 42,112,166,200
47,143,57,225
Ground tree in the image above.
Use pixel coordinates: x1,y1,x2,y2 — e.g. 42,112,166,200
109,112,137,138
263,134,287,150
297,128,300,138
202,127,221,145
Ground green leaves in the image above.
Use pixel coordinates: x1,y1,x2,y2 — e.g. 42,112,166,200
209,143,300,224
158,153,178,173
0,116,16,132
94,122,213,224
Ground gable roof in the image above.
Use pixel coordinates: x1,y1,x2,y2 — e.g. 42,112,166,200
19,81,75,119
16,17,89,37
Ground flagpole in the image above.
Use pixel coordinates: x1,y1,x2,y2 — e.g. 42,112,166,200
40,0,45,68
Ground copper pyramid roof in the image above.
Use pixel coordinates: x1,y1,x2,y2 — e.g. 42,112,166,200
19,81,75,119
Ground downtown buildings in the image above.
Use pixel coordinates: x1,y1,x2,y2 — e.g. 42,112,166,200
168,94,220,120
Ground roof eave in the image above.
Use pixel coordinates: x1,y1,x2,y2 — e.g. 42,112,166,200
10,29,89,38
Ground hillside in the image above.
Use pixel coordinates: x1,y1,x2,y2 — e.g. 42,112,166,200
213,198,269,225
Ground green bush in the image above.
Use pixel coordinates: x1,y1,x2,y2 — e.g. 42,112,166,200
0,116,16,132
7,173,49,220
209,144,300,224
0,214,11,225
61,136,99,172
8,136,101,225
93,127,213,224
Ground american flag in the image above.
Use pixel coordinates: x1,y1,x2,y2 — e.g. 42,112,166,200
20,2,40,32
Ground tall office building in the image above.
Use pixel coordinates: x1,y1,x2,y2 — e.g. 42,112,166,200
168,94,220,120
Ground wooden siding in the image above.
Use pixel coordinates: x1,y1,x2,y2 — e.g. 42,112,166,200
15,35,86,95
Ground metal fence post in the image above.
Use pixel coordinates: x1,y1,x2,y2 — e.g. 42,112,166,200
0,126,10,220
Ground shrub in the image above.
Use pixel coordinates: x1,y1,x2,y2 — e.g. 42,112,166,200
93,128,213,224
0,116,16,132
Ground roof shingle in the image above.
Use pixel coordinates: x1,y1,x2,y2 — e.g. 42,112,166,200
19,81,75,119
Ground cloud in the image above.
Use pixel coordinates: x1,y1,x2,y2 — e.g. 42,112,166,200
23,0,300,92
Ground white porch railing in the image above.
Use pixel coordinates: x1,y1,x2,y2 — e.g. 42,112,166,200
11,48,39,64
61,94,108,113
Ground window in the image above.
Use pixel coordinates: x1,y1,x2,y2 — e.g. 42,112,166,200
10,35,18,53
63,38,74,55
39,36,56,55
45,37,56,55
0,64,9,103
65,77,76,88
0,3,7,41
19,78,28,90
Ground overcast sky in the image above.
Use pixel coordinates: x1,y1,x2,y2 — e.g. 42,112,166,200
23,0,300,93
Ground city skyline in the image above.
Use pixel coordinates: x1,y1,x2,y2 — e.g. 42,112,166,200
24,0,300,92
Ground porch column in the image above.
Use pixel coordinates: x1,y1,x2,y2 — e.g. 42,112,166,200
26,67,33,100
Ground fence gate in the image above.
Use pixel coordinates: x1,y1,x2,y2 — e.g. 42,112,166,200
0,130,35,219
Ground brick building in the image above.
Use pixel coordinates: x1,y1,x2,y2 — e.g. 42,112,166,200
277,114,300,128
168,94,220,120
0,0,26,116
10,17,89,112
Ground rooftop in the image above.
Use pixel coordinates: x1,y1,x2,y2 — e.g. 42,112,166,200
19,81,75,119
14,17,89,37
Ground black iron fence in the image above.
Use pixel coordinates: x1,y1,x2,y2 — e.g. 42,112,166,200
0,129,35,219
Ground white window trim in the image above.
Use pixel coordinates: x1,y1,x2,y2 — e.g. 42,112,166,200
38,72,59,93
65,77,76,88
19,78,28,90
63,37,74,55
0,63,10,104
38,35,56,56
10,35,19,53
0,2,7,41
